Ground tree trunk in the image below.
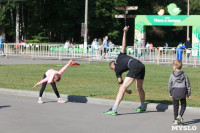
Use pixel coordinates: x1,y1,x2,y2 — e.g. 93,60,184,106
1,3,6,41
16,7,20,43
22,3,26,40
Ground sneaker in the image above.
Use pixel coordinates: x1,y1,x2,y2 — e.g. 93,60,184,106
174,120,179,125
104,108,117,116
38,99,44,104
177,115,184,124
134,107,146,113
57,99,66,103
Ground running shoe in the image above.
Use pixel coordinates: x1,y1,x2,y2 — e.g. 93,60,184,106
177,115,184,124
173,120,179,125
38,99,44,104
104,108,117,116
134,107,146,113
57,99,66,103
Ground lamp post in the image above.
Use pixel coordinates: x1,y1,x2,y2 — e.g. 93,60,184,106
187,0,190,38
83,0,88,53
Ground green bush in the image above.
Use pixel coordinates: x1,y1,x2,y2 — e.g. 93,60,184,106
26,40,41,43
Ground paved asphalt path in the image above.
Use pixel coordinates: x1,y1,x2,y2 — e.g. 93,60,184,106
0,56,101,65
0,94,199,133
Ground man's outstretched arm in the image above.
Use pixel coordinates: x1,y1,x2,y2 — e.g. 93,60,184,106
121,26,129,53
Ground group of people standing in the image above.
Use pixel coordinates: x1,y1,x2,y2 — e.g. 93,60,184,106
64,40,74,49
176,37,192,61
90,36,114,59
134,39,153,57
134,37,192,62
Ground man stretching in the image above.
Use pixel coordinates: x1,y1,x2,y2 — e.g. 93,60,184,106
104,26,146,116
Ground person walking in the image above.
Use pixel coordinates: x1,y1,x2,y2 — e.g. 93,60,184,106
168,60,191,125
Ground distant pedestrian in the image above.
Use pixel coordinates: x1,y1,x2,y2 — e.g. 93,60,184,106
134,39,139,57
32,60,72,104
0,35,4,55
150,42,153,52
64,40,70,50
185,37,192,62
176,42,185,61
64,40,71,53
108,40,114,58
101,36,109,59
93,38,99,57
70,42,74,48
91,38,98,58
146,42,150,55
165,43,169,49
98,38,103,55
165,43,169,54
140,38,145,57
168,60,191,125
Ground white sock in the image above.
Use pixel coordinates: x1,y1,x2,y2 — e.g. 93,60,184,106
112,105,118,111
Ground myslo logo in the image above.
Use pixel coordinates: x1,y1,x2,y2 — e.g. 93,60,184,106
171,126,197,131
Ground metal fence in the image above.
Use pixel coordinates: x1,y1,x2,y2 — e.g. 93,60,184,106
1,43,200,66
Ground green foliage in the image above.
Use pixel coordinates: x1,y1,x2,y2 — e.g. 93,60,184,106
108,30,120,40
26,39,41,43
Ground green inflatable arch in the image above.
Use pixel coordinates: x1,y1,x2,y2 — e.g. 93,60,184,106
134,15,200,56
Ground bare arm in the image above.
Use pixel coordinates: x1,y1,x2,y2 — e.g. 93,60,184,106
32,77,48,90
121,26,129,53
58,59,72,75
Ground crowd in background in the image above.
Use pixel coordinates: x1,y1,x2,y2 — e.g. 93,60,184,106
90,36,115,59
133,37,192,61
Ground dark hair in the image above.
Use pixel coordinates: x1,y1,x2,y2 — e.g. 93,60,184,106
109,61,115,69
54,73,61,82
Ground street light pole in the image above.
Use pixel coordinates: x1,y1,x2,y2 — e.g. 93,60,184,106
187,0,190,38
84,0,88,53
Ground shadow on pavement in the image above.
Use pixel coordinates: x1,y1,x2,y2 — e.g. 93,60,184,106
44,101,57,103
67,95,88,103
184,119,200,125
117,112,140,116
0,105,11,109
146,100,172,105
146,100,172,112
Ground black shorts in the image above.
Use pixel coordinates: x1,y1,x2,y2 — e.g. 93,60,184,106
126,60,145,80
104,48,108,53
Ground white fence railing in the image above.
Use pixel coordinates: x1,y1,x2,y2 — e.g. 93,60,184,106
1,43,200,66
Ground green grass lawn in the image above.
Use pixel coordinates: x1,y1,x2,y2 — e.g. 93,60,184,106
0,63,199,107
